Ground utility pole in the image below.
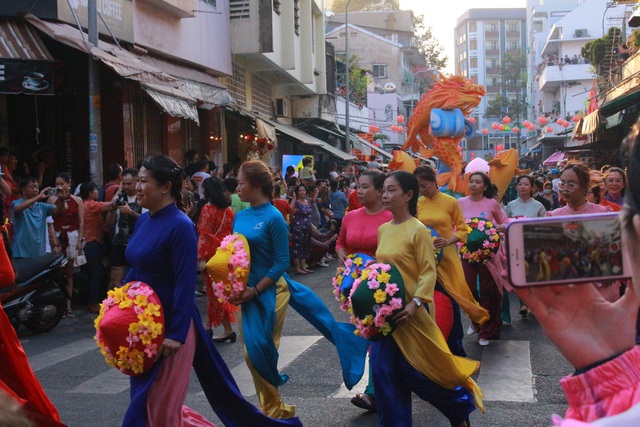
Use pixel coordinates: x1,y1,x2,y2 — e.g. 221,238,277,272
88,0,103,185
344,0,352,152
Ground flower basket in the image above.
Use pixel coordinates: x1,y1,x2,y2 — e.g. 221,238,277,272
206,233,251,303
424,225,443,265
94,281,165,376
332,253,375,311
348,263,405,341
456,217,501,264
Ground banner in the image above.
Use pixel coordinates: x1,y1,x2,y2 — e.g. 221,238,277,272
0,59,54,95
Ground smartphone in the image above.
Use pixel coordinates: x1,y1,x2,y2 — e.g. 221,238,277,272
506,213,631,287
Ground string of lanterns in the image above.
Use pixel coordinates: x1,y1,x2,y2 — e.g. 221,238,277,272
480,114,582,136
240,132,275,159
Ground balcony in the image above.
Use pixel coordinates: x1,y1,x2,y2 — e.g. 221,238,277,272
485,49,500,56
539,63,593,91
485,85,500,93
506,31,520,38
485,67,500,75
485,31,499,38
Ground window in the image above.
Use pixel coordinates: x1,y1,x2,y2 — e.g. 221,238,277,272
490,41,497,50
470,57,478,68
509,41,518,50
372,64,387,78
491,77,498,86
228,62,247,107
487,22,497,32
251,74,272,116
229,0,250,19
469,39,477,50
508,23,517,32
491,59,497,68
469,21,477,32
204,0,216,7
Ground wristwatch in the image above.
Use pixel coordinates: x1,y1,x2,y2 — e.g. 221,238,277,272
412,297,422,307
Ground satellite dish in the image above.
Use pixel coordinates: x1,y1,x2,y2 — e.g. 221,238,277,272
384,82,397,92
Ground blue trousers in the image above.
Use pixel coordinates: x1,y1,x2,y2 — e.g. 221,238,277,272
370,336,475,427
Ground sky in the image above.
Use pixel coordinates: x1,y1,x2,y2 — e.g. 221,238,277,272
399,0,527,74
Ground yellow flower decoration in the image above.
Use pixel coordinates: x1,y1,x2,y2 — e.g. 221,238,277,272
373,289,388,304
377,271,391,284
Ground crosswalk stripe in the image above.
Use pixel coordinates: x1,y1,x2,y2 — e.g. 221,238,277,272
67,369,129,394
330,355,370,398
477,340,536,402
198,335,323,397
29,338,97,372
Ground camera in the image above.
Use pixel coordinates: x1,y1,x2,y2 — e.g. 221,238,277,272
47,188,58,196
114,193,128,207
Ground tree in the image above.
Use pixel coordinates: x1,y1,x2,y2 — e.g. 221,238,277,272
412,15,447,70
331,0,398,12
484,49,527,122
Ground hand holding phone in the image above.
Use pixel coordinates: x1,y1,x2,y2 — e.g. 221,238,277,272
506,213,631,287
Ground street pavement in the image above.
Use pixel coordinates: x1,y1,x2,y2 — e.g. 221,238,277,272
18,259,573,426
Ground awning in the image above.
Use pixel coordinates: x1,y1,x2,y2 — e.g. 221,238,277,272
600,89,640,116
0,20,54,94
357,137,393,159
140,55,231,108
141,83,199,124
273,121,355,160
24,14,179,88
543,150,566,166
581,110,603,135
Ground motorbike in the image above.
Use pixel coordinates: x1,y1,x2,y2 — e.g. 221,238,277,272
0,253,70,333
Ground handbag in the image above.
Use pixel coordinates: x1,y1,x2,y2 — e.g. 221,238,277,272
74,251,87,267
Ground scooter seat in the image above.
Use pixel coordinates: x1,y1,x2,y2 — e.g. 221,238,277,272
13,254,62,284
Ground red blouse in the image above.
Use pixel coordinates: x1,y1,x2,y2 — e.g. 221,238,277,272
197,204,234,261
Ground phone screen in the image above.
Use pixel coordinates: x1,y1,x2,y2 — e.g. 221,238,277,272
507,213,628,286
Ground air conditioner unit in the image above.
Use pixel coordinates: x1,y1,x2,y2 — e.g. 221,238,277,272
574,29,588,38
275,98,289,117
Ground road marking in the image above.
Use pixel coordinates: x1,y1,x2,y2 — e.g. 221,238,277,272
198,335,323,397
67,369,130,394
330,355,370,398
477,340,536,402
29,338,97,372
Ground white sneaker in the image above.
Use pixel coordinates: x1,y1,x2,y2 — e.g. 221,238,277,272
466,324,478,336
318,261,329,267
478,338,490,346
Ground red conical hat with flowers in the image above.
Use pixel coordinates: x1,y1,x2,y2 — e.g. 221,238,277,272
94,281,165,376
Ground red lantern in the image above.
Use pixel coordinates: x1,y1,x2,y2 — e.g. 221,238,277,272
470,152,475,157
528,123,536,131
468,117,476,124
523,120,531,127
496,144,504,151
546,126,553,133
397,115,405,124
256,137,267,148
498,124,505,131
397,126,404,133
481,128,489,135
245,133,255,143
572,115,580,122
562,121,570,128
512,126,520,133
502,116,511,124
369,125,376,133
538,116,547,125
491,122,499,130
556,118,564,126
267,142,274,150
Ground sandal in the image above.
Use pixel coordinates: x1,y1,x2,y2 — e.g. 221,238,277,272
64,305,75,318
350,393,376,412
519,305,529,318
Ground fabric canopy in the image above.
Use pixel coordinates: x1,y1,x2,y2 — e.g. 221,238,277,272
543,151,566,166
141,83,199,124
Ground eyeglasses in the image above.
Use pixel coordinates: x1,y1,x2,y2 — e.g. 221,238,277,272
557,180,579,191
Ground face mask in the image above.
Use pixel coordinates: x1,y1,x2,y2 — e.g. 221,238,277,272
544,189,552,194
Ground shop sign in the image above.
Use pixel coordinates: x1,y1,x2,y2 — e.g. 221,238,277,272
0,59,54,95
57,0,134,43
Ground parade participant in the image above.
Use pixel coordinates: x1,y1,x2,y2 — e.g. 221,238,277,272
49,173,84,317
289,184,313,275
414,165,489,350
372,171,481,427
515,124,640,425
602,166,625,208
231,160,368,419
505,175,547,318
458,172,508,346
80,182,115,314
335,169,392,412
0,230,66,427
548,162,608,217
197,176,236,342
122,155,301,427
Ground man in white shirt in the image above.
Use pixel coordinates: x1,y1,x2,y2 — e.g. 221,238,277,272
190,161,211,199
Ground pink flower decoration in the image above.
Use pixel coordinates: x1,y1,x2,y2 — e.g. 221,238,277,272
389,297,403,310
144,344,158,358
385,283,399,296
367,279,380,290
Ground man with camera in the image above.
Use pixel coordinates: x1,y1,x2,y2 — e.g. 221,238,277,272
11,177,63,258
105,169,146,289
